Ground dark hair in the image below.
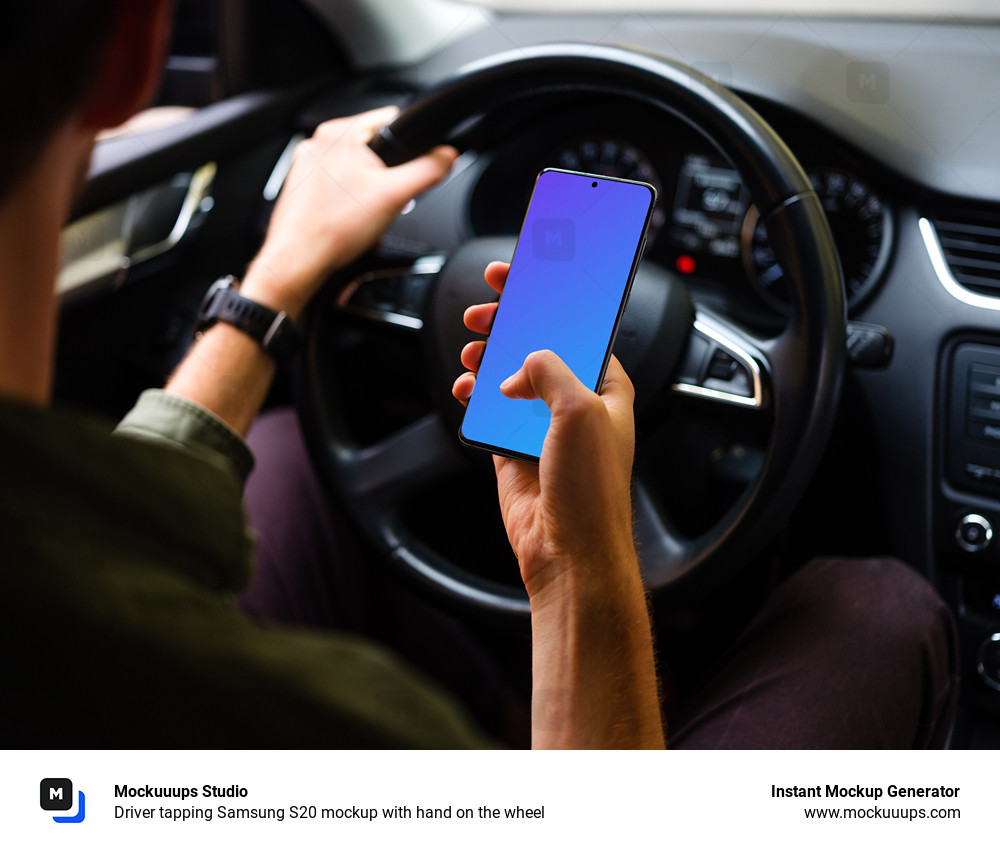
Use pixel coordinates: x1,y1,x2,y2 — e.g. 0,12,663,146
0,1,120,201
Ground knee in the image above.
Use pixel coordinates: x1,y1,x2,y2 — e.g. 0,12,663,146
791,556,956,665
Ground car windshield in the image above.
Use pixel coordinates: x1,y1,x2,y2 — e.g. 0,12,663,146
469,0,999,17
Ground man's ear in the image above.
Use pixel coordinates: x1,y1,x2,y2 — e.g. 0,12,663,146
79,0,176,130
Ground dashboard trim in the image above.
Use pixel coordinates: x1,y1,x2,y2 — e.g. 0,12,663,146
263,134,306,202
920,216,1000,313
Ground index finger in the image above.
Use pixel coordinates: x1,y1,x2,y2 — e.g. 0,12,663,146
597,355,636,433
599,356,635,403
484,261,510,295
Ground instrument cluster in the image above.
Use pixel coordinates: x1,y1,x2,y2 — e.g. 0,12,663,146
468,96,893,322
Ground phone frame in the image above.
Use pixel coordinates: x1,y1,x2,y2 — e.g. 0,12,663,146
459,168,657,462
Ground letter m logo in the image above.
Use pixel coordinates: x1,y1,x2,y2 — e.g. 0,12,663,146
40,778,73,812
532,218,575,261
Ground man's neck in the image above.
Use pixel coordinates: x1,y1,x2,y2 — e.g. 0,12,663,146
0,127,88,407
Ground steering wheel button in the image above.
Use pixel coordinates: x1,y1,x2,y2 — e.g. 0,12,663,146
705,366,752,397
400,274,434,317
674,332,710,384
956,513,993,553
371,276,405,307
707,350,739,380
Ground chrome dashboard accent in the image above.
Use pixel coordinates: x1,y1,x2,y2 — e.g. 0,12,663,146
59,162,217,295
263,134,306,202
129,162,217,266
919,216,1000,312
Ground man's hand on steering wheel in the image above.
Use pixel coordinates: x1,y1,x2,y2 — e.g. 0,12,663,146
243,106,458,321
165,107,456,436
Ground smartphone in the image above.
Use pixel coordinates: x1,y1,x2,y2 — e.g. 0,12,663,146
459,168,657,461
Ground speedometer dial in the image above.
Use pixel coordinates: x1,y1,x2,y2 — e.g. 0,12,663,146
555,138,665,245
741,168,891,313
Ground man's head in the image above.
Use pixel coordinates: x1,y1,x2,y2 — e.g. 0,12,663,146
0,1,175,203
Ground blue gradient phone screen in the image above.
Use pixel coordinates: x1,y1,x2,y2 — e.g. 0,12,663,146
460,169,655,459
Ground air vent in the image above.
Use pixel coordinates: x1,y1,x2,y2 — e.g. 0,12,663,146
929,208,1000,297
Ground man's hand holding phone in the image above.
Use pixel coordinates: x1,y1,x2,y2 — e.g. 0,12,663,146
453,262,664,749
458,169,655,461
453,261,637,599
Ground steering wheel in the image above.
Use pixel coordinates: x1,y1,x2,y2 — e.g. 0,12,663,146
299,44,845,615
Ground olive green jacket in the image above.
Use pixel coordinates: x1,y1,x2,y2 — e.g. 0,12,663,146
0,391,489,748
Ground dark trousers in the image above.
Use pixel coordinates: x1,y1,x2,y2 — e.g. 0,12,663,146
240,408,959,749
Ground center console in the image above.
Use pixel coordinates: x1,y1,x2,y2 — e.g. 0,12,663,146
937,337,1000,716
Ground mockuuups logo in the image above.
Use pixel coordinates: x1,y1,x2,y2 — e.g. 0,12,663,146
40,778,86,823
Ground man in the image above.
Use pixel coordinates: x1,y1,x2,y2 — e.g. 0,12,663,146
0,0,662,748
0,0,956,749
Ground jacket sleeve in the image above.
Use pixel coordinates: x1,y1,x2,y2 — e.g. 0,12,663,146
114,389,255,487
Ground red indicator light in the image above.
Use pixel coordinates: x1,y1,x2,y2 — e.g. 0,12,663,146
676,255,696,275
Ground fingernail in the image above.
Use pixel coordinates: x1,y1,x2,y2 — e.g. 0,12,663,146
500,376,513,391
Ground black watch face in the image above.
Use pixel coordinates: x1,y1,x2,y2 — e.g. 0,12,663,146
195,279,299,361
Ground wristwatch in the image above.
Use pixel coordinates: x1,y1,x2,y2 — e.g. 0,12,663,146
194,276,300,363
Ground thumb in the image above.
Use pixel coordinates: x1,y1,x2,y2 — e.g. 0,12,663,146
501,351,635,422
500,350,588,412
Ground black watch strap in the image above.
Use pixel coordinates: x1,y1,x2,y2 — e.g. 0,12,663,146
194,276,300,363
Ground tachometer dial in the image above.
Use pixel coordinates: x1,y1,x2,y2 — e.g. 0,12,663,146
555,138,665,244
741,168,891,313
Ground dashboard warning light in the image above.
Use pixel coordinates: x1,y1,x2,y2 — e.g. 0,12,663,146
676,255,697,275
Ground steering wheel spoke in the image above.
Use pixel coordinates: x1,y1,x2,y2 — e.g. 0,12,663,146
632,478,685,580
672,306,770,412
334,412,462,510
334,255,446,331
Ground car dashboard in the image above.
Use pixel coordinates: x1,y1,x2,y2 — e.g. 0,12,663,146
58,7,1000,746
331,12,1000,745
